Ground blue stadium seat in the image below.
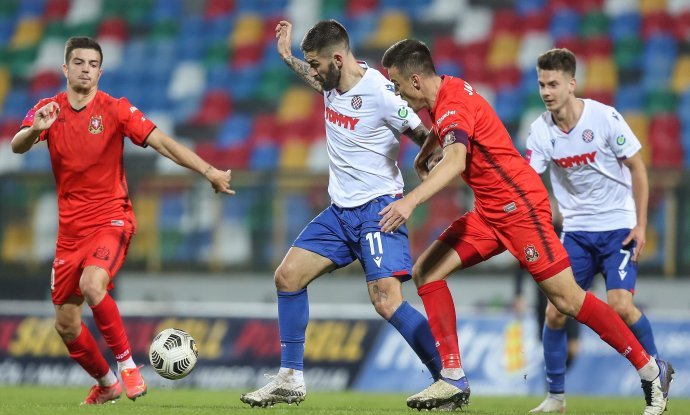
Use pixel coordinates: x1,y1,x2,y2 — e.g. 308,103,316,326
515,0,546,16
495,87,525,123
22,145,51,172
0,17,15,45
520,68,538,94
17,0,45,18
2,87,31,118
550,9,581,41
641,35,677,91
615,85,644,113
217,113,253,148
158,194,185,229
610,12,641,42
250,144,280,170
227,67,260,100
152,0,183,21
435,59,462,78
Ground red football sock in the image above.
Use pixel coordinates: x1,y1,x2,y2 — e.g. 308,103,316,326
418,280,461,369
65,322,111,379
91,293,132,362
576,292,650,369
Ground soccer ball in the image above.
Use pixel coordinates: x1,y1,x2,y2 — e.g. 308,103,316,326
148,328,198,380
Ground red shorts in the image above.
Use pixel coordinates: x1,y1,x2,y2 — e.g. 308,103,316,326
51,225,133,304
438,207,570,281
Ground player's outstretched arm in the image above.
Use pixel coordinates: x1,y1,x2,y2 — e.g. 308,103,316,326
146,128,235,195
379,141,467,233
275,20,323,94
622,152,648,261
12,101,60,154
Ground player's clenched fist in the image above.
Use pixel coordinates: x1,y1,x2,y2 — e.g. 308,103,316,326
33,102,60,131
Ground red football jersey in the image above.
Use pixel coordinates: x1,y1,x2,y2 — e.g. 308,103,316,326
21,91,156,237
431,76,549,221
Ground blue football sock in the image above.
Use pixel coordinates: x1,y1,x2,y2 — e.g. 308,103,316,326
388,301,442,380
629,313,658,359
278,288,309,370
542,325,567,394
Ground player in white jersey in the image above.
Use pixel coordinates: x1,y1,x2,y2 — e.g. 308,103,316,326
525,49,666,414
240,20,444,408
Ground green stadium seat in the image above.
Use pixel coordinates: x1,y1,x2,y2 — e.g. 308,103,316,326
614,37,643,70
645,90,677,115
581,11,609,38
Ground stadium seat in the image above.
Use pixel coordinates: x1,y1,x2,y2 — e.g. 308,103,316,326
610,12,641,41
495,86,524,123
674,11,690,41
192,89,233,125
614,37,643,71
603,0,638,17
167,61,206,101
642,11,674,39
649,114,683,168
622,112,652,165
231,13,263,49
487,33,519,70
550,9,581,41
346,0,378,17
249,143,280,170
453,6,493,44
581,10,609,38
43,0,69,21
615,84,644,113
277,87,315,123
520,10,550,34
583,56,617,93
11,18,43,49
517,32,553,71
367,11,411,49
671,55,690,93
279,139,309,170
217,113,253,148
640,0,667,15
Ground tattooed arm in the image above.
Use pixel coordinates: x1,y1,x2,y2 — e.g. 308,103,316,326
407,123,430,147
275,20,323,94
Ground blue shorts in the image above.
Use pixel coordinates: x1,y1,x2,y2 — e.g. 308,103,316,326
293,195,412,282
561,229,637,292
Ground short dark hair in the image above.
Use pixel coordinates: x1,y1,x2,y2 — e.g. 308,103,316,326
537,48,576,77
301,19,350,54
381,39,436,76
64,36,103,66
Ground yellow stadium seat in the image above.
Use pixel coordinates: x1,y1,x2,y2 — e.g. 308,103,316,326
130,195,160,269
639,0,666,15
2,224,33,262
0,66,10,109
622,112,651,165
11,18,43,49
230,14,263,48
280,139,309,170
487,33,520,71
583,57,617,93
671,55,690,93
276,87,314,123
367,12,411,49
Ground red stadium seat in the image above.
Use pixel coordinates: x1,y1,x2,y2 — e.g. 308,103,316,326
492,10,519,36
192,90,233,125
43,0,70,21
520,11,550,35
98,18,128,42
347,0,378,17
205,0,235,18
642,11,674,39
555,37,587,59
649,114,682,169
231,44,263,69
583,36,612,57
29,71,62,94
433,36,461,62
674,11,690,40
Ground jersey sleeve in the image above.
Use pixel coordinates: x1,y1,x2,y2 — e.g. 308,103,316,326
435,100,473,149
606,108,642,159
20,99,54,142
525,121,552,174
380,83,421,133
117,97,157,147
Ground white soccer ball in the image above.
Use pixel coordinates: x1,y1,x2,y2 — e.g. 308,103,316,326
149,328,198,380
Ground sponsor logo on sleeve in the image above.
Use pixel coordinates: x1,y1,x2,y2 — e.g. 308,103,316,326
397,107,408,118
616,135,626,145
436,110,456,126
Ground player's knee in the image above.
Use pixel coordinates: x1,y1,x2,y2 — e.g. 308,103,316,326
411,263,430,287
545,307,568,328
274,264,301,291
609,300,637,323
54,319,80,342
78,279,105,303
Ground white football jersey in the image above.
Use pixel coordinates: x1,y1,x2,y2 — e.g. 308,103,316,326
526,99,641,232
322,63,421,207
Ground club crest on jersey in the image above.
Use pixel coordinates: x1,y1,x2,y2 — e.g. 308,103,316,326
524,244,539,262
93,246,110,260
351,95,362,110
582,129,594,143
89,115,104,134
443,130,456,147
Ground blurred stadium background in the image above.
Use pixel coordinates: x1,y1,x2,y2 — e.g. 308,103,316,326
0,0,689,401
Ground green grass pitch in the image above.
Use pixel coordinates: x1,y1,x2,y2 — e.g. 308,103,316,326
0,387,688,414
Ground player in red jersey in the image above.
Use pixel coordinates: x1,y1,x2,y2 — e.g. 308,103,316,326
11,37,234,405
379,39,672,415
